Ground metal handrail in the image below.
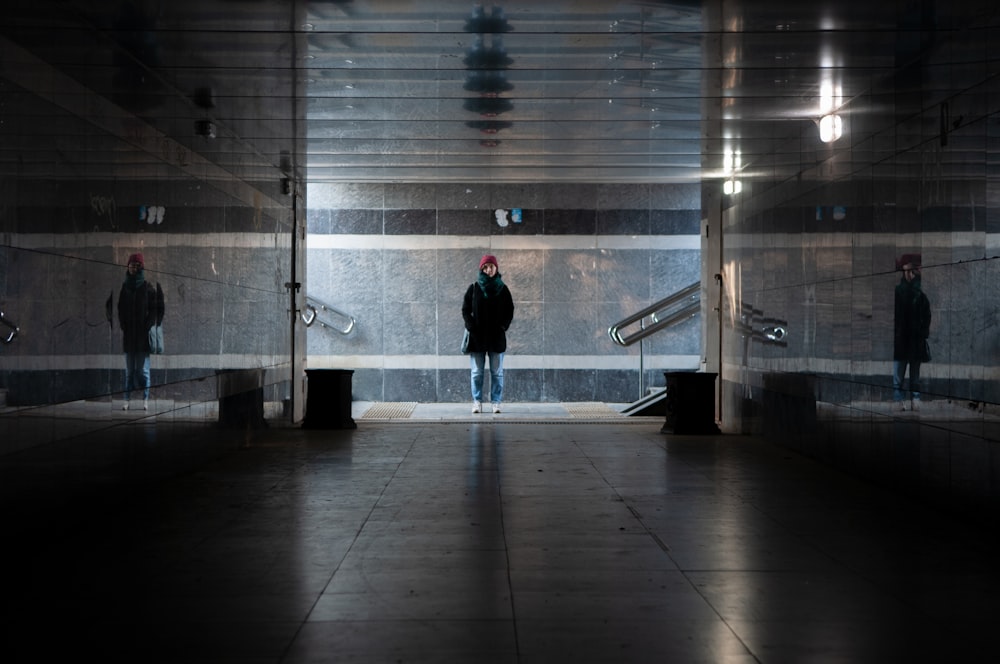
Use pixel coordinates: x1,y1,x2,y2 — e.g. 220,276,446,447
738,302,788,347
1,310,19,344
302,296,356,335
608,281,700,347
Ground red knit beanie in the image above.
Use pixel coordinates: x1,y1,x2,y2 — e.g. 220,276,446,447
128,252,144,268
896,253,921,270
479,254,498,270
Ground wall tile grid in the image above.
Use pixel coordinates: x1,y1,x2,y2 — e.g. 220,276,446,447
1,214,294,401
0,57,299,456
717,46,1000,515
306,183,703,403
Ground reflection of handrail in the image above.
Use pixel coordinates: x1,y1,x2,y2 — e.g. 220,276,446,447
738,303,788,347
608,281,700,347
302,296,356,335
1,310,19,344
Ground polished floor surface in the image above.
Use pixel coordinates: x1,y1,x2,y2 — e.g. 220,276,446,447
3,405,999,663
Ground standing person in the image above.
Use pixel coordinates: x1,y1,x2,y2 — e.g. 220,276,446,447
893,253,932,410
462,254,514,414
118,252,157,410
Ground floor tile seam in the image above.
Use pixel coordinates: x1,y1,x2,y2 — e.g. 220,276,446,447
670,565,758,658
295,429,424,638
572,439,685,572
490,427,524,660
357,418,662,425
168,451,343,567
566,441,760,640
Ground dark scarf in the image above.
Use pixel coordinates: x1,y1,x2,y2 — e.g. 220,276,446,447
899,274,922,302
477,271,505,298
124,269,146,291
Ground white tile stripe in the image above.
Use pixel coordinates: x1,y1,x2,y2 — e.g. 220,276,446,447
8,231,989,253
723,231,993,251
5,233,289,251
0,355,284,371
308,354,703,371
7,232,695,252
0,354,698,372
306,234,701,251
0,354,993,380
7,233,698,253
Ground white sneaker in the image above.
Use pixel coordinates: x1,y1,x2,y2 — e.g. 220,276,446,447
122,402,129,411
143,399,149,411
472,401,482,414
492,403,501,414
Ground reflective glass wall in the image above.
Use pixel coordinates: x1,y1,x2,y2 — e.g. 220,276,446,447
0,3,301,464
716,13,1000,515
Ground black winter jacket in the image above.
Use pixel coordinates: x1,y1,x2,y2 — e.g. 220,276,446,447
893,276,931,362
118,278,157,353
462,280,514,353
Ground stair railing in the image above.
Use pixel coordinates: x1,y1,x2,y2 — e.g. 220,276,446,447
302,296,356,335
608,281,701,399
608,281,700,347
1,310,19,345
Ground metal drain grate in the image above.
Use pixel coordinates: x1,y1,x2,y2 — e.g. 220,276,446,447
563,402,624,418
360,402,418,419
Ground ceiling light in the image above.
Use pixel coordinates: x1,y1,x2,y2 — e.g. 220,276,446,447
723,149,740,174
820,80,840,111
819,114,843,142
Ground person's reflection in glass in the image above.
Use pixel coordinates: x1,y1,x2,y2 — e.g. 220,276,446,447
118,252,157,411
893,253,932,411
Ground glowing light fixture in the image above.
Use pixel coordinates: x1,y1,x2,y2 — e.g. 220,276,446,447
819,114,843,142
818,79,843,142
723,148,741,173
723,148,742,195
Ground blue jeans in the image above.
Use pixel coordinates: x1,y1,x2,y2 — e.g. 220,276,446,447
893,360,921,401
124,352,151,400
470,352,504,403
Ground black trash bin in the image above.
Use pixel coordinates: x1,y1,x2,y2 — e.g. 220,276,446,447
304,369,356,429
661,371,720,434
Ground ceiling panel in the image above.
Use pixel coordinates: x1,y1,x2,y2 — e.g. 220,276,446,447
1,0,995,186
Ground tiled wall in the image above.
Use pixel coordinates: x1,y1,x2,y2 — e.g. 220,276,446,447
0,189,295,453
306,182,703,403
718,22,1000,516
0,18,299,455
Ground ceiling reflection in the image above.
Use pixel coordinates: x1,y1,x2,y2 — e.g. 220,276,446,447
3,0,968,184
463,6,515,149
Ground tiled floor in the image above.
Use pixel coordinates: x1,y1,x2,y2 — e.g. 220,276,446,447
3,405,999,663
352,400,649,423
